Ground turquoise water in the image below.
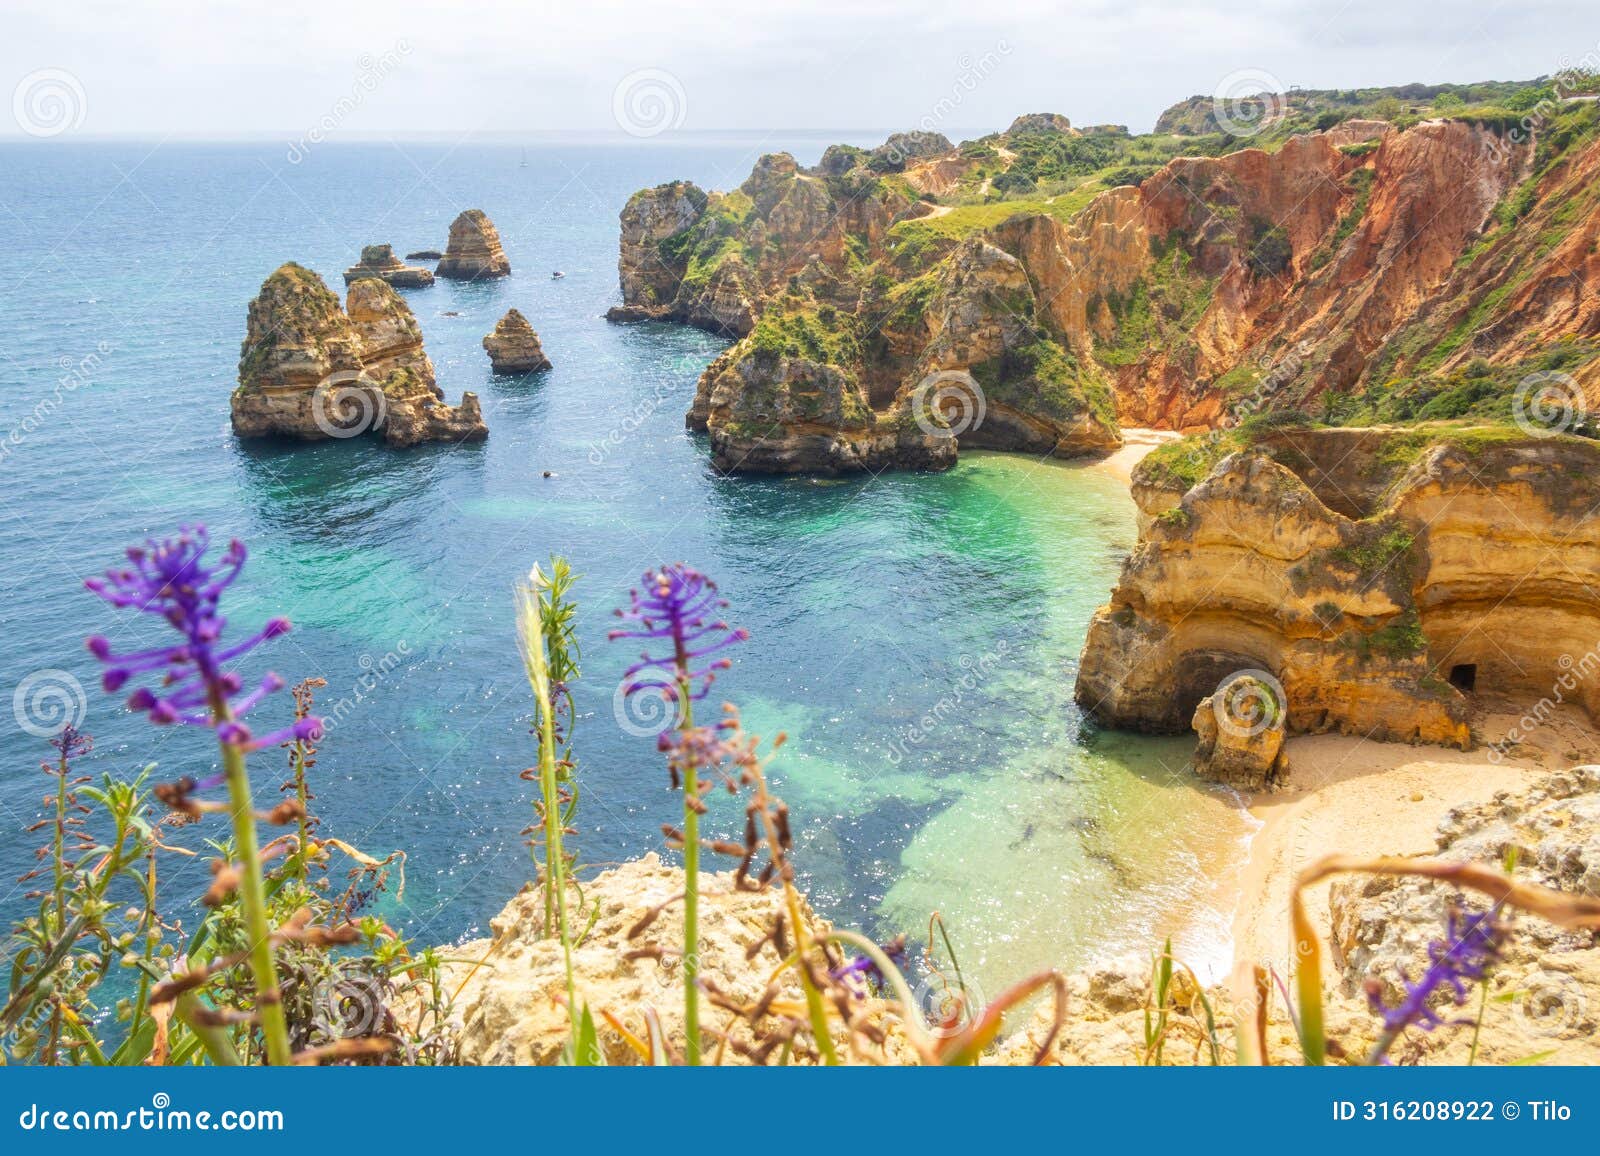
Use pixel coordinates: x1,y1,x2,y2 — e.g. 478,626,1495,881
0,138,1250,994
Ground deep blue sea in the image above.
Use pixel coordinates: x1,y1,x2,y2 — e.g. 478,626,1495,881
0,136,1251,993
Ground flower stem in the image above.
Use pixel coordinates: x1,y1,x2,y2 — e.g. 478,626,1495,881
677,679,701,1066
215,718,290,1066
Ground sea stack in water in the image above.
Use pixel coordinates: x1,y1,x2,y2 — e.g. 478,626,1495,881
231,262,486,446
483,309,552,374
344,243,435,288
435,210,510,280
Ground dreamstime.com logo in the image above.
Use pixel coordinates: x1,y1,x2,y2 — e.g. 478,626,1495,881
612,678,685,738
912,973,986,1039
12,669,87,738
17,1093,284,1132
1211,68,1287,138
12,68,86,138
1510,968,1591,1037
1513,371,1590,438
612,69,687,138
911,369,987,440
311,371,386,439
1212,669,1286,739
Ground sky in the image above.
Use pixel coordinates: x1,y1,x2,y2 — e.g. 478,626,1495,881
5,0,1600,141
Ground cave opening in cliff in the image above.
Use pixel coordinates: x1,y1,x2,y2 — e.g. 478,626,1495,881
1448,663,1478,693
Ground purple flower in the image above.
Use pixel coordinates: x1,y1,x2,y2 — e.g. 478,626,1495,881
84,526,320,752
1366,905,1506,1037
831,935,908,994
609,565,748,710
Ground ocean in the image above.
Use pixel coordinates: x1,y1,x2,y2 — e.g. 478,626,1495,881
0,135,1252,994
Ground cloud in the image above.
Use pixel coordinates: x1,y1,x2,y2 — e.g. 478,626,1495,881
3,0,1596,136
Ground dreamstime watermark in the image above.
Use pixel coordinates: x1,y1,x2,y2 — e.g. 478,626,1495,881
311,370,386,439
880,41,1012,165
1510,967,1590,1037
886,640,1010,765
12,68,86,138
12,669,87,739
1486,644,1600,763
588,376,690,465
316,642,413,737
912,972,987,1039
1211,68,1287,139
1512,370,1590,438
286,41,412,164
296,963,389,1038
1212,668,1286,739
910,368,987,441
1486,49,1600,164
17,1093,283,1133
0,342,113,468
612,68,687,138
612,676,683,738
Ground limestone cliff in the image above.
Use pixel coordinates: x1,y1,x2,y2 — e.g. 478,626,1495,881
436,209,510,281
1075,424,1600,763
612,86,1600,474
232,263,486,447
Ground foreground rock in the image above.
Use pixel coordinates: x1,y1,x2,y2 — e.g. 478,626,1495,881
482,309,552,374
1076,425,1600,760
231,263,486,446
343,243,435,288
442,855,833,1065
436,209,510,280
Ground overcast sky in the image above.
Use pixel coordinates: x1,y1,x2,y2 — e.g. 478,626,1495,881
6,0,1600,140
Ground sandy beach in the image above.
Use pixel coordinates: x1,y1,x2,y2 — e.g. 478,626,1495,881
1091,427,1181,484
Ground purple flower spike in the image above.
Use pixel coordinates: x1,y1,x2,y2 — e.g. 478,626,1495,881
84,526,320,756
1366,905,1506,1039
609,564,749,706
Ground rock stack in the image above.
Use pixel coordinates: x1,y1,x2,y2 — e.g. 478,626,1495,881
482,309,552,374
435,209,510,280
231,263,486,446
343,243,435,288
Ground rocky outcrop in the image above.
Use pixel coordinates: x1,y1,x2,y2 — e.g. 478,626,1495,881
405,249,443,261
1006,112,1074,136
482,309,552,374
343,243,435,288
435,210,510,280
1076,425,1600,760
1327,766,1600,1065
1191,680,1289,790
615,91,1600,476
442,855,832,1065
231,263,486,447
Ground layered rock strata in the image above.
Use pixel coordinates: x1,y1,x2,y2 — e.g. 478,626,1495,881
436,209,511,280
231,263,486,446
612,99,1600,474
482,309,552,374
1076,425,1600,758
343,243,435,288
